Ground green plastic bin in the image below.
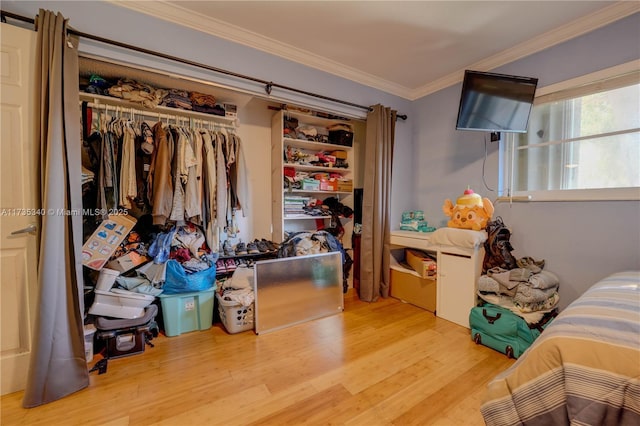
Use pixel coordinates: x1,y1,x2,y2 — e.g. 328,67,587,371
158,288,216,337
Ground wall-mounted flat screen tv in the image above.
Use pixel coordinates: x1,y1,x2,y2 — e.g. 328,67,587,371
455,70,538,133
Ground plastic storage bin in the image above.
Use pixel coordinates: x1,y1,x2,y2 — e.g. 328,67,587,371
158,288,215,337
95,268,119,291
216,292,254,334
84,324,96,362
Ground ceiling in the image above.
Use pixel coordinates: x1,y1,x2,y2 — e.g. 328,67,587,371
113,1,638,100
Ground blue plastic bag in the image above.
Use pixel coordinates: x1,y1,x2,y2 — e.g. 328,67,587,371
162,259,216,294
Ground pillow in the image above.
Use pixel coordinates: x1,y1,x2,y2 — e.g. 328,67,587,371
429,227,487,248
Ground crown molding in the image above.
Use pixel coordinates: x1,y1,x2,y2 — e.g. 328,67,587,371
410,1,640,100
107,0,415,98
108,1,639,101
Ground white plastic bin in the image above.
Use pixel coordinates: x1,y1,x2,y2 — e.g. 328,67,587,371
95,268,120,291
84,324,97,362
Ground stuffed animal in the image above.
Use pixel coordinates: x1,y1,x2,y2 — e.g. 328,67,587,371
442,187,494,231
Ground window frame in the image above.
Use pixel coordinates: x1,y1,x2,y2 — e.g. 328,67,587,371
500,60,640,202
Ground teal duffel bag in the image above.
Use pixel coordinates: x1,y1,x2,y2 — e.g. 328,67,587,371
469,302,556,358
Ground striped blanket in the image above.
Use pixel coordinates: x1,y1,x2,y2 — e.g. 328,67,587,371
481,271,640,426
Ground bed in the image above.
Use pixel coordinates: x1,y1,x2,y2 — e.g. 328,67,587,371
480,270,640,426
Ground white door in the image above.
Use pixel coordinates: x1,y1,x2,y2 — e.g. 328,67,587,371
437,251,475,328
0,22,39,395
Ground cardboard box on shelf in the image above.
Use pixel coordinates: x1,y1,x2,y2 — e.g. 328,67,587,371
223,103,237,118
302,178,320,191
390,267,436,312
330,150,348,160
405,248,437,279
106,251,151,273
319,178,338,191
337,179,353,192
81,215,137,271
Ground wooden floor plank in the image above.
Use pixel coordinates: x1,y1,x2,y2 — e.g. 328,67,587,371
0,289,514,425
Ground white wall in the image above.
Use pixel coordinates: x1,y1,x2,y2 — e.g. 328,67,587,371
229,98,275,245
409,13,640,308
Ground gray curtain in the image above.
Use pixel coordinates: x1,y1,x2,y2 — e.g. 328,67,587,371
23,9,88,408
359,105,396,302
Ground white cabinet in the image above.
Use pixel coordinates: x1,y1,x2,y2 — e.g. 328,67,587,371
436,245,483,329
390,230,484,328
271,110,354,247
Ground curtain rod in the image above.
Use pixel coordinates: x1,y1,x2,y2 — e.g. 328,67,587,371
1,9,408,121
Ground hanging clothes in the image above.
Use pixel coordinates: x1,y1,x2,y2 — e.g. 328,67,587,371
101,116,119,212
192,128,204,225
133,121,153,209
201,130,218,251
169,126,186,225
149,121,174,225
183,128,201,221
215,130,228,235
119,121,137,209
82,104,245,251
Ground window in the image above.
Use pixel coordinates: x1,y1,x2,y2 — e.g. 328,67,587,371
501,62,640,201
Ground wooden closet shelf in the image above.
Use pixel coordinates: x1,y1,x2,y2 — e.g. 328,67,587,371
79,92,238,125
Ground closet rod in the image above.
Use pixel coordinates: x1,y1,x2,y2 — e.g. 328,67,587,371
1,9,408,121
83,101,237,130
79,92,238,126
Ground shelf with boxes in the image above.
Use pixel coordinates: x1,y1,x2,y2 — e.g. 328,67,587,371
389,229,485,328
390,247,438,313
283,137,353,194
271,110,355,247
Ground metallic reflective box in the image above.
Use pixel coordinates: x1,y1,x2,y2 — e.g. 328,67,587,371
254,252,344,334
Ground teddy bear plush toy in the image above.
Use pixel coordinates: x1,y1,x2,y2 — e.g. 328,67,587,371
442,187,494,231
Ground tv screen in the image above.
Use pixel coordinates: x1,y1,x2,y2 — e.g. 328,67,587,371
456,70,538,133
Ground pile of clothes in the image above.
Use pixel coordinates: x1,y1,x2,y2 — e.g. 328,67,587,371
477,257,560,321
81,75,228,117
218,264,254,308
277,230,352,293
161,89,192,110
189,92,225,115
112,222,217,295
107,79,168,109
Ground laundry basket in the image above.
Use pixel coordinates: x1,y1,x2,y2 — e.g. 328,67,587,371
216,292,254,334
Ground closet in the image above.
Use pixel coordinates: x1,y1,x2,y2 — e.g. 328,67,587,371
78,56,363,284
79,57,259,247
81,95,242,249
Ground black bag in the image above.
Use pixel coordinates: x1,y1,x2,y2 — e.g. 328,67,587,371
483,217,517,273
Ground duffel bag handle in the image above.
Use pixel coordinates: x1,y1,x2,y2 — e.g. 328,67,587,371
482,308,501,324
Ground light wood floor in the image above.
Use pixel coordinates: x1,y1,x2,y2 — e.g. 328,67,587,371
1,290,514,426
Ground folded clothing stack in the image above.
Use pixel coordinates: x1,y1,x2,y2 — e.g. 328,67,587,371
399,210,435,232
161,89,192,110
